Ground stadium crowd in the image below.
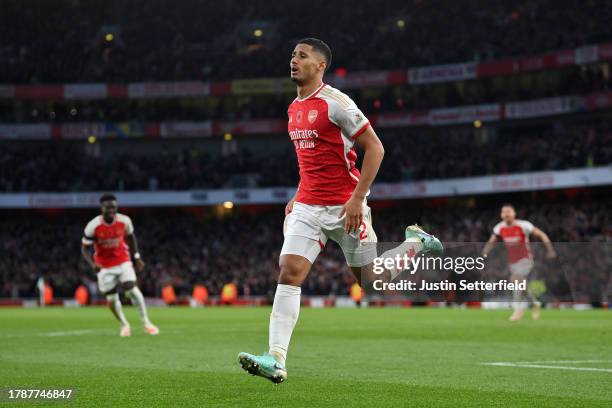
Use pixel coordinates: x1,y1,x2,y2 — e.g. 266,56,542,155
1,197,611,301
2,0,612,83
2,121,611,192
1,63,610,124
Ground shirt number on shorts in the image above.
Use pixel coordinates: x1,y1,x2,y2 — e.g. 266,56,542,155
359,222,368,241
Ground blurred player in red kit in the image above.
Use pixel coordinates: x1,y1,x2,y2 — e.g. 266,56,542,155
482,204,556,321
81,194,159,337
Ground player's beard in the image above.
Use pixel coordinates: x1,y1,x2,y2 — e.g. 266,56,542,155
291,77,305,85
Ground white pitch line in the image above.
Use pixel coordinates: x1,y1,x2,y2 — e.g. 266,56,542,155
42,329,98,337
40,326,186,337
482,362,612,373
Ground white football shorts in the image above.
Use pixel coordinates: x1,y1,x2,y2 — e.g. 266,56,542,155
509,258,535,278
280,202,378,267
97,261,137,293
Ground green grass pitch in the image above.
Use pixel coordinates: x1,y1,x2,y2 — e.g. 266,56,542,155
1,307,611,407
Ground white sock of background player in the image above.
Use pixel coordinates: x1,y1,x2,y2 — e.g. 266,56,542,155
107,293,129,326
512,289,526,313
126,287,152,326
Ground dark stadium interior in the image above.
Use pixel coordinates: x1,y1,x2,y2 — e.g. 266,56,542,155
2,0,612,83
1,64,610,123
1,0,611,305
2,118,611,191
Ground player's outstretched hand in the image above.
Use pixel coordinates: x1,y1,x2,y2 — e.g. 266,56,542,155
546,249,557,259
285,198,295,215
135,258,146,271
340,196,364,233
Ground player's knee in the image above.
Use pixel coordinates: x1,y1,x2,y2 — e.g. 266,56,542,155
106,292,118,303
278,262,305,286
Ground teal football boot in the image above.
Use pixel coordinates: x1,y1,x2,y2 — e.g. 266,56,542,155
405,224,443,256
238,352,287,384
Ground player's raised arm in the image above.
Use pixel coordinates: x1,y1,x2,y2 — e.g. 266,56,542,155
341,127,384,233
531,227,557,259
481,234,498,257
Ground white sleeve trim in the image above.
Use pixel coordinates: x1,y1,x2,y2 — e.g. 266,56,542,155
117,213,134,235
517,220,535,236
492,222,503,236
83,216,101,244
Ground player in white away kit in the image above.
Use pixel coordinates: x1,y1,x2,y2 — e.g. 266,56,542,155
238,38,442,383
81,194,159,337
482,204,556,321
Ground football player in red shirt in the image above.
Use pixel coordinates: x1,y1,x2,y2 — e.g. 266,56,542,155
482,203,556,321
81,194,159,337
238,38,442,383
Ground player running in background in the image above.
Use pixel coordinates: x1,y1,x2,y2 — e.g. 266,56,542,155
482,204,556,321
238,38,442,383
81,193,159,337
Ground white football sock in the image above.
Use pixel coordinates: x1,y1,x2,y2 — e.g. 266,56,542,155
379,238,423,280
125,287,151,325
107,293,129,326
269,284,301,366
513,289,526,312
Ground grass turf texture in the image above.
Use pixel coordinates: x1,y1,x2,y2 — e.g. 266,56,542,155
0,307,611,407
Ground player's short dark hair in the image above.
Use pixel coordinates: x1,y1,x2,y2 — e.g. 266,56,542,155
297,38,332,72
501,203,515,210
99,193,117,203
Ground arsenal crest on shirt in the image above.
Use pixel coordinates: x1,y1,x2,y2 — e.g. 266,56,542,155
308,109,318,123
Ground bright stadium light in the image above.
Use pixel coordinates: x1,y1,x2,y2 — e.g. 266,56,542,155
473,120,482,128
223,201,234,209
224,132,233,141
396,19,405,28
105,33,114,42
253,29,263,38
87,136,97,144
